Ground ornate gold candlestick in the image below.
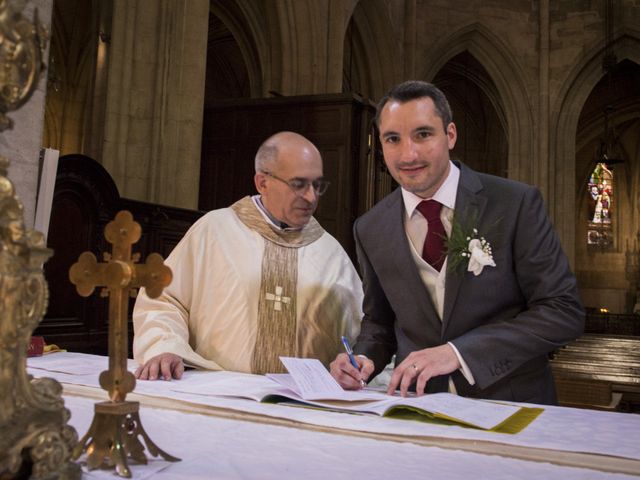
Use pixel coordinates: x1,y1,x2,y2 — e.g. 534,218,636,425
0,3,81,478
69,211,179,477
0,156,81,479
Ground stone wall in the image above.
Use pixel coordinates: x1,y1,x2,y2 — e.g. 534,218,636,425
0,0,53,229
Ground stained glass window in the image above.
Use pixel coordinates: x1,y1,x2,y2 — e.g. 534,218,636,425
587,162,613,246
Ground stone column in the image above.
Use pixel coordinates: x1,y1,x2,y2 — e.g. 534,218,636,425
101,0,209,209
267,0,357,95
403,0,416,79
538,0,551,206
0,0,53,228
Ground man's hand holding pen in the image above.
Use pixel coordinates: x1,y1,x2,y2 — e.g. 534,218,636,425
330,336,375,390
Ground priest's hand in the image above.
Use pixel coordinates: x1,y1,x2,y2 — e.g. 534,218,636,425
329,353,374,390
387,344,460,397
134,352,184,381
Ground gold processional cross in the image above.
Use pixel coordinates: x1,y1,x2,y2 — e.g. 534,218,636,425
69,211,179,477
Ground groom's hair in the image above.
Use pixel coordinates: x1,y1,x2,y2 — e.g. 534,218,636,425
375,80,453,132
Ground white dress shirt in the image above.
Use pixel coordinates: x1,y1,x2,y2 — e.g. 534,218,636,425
400,161,476,389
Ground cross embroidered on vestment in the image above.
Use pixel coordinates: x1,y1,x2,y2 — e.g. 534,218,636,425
265,286,291,311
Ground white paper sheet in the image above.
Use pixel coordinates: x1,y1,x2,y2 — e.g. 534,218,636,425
392,393,521,430
273,357,387,401
27,351,118,375
275,357,520,430
278,357,343,395
170,371,294,401
34,147,59,238
264,387,520,431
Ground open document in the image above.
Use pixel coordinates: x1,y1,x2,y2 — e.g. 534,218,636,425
171,357,542,433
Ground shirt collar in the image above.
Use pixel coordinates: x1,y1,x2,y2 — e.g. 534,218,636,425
401,161,460,218
251,195,302,231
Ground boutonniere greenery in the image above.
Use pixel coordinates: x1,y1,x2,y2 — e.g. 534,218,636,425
446,218,496,276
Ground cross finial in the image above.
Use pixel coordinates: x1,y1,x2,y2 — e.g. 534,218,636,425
69,210,172,402
69,211,179,476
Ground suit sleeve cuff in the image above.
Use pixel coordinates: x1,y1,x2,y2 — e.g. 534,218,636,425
448,341,476,385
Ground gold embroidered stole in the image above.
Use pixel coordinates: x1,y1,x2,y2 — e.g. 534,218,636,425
231,196,324,374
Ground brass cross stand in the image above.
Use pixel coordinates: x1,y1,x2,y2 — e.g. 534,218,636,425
69,211,179,477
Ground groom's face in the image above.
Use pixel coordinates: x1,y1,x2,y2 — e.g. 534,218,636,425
378,97,457,199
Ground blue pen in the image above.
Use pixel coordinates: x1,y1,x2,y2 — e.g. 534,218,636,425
341,336,366,388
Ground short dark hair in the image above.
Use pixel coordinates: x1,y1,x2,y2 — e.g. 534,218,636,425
375,80,452,132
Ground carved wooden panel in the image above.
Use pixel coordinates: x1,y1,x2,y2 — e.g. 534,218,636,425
36,155,204,354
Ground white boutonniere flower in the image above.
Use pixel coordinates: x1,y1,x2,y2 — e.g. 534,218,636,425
447,226,497,276
463,233,496,276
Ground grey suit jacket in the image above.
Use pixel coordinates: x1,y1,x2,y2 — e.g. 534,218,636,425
353,162,584,405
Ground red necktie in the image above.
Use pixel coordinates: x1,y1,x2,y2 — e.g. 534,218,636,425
416,200,446,271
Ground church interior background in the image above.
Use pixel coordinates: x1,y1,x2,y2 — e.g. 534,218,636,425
41,0,640,316
2,0,640,407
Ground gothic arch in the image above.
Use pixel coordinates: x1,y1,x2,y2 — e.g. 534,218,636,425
551,31,640,264
421,23,534,185
344,0,400,100
43,0,104,156
208,0,393,97
209,0,265,97
433,52,509,178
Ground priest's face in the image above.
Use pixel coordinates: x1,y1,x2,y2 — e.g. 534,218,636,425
256,141,324,228
378,97,456,199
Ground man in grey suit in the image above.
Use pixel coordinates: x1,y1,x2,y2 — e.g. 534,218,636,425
330,81,584,405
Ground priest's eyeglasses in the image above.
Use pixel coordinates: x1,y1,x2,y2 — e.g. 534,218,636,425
262,171,330,196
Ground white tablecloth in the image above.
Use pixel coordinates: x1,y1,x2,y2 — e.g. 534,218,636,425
65,395,637,480
28,352,640,479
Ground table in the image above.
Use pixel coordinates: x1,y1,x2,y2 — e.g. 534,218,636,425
28,352,640,479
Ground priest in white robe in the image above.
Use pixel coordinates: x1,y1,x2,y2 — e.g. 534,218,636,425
133,131,363,380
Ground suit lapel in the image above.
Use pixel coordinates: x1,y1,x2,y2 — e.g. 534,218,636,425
442,164,487,336
379,190,442,334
